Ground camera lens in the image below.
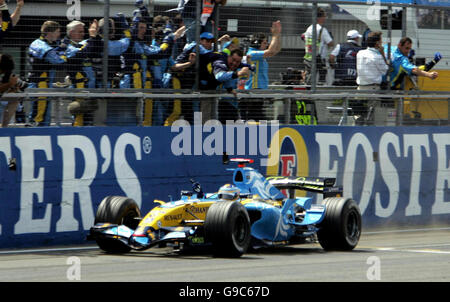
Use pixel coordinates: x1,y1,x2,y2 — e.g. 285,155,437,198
16,78,29,91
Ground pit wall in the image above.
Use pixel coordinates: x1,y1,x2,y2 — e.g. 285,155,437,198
0,125,449,248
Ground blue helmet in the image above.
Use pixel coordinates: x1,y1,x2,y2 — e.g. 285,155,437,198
200,32,214,40
218,184,240,201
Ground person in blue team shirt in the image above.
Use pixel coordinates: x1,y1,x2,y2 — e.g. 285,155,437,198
95,16,131,88
123,5,174,125
63,20,103,126
242,20,282,122
65,20,98,89
149,26,176,89
199,48,251,123
218,34,239,56
169,31,214,124
28,20,103,127
91,16,132,125
148,19,185,125
386,37,438,90
122,19,175,90
28,21,72,126
209,49,250,88
172,31,215,87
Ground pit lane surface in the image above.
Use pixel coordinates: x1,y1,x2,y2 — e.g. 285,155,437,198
0,227,449,282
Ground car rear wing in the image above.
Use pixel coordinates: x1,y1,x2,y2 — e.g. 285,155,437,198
266,176,343,198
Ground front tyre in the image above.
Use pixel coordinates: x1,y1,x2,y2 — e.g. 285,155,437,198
204,201,251,257
317,197,362,251
94,196,141,253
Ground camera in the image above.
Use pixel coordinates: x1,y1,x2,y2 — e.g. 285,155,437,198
14,75,29,91
1,53,29,91
1,71,29,92
280,67,305,85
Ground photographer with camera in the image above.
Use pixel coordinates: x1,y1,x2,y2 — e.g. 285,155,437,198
0,53,23,127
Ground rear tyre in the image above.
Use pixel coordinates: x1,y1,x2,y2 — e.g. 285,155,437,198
317,197,361,251
94,196,141,253
204,201,251,257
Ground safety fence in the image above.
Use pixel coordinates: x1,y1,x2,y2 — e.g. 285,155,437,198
1,0,450,127
2,89,449,126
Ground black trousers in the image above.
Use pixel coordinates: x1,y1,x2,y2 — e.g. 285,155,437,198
304,57,327,84
238,99,265,122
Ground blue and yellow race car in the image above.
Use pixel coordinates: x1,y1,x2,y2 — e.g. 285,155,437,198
88,158,362,257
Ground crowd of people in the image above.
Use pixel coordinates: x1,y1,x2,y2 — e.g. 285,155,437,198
0,1,443,127
300,7,440,88
299,7,441,124
0,0,285,127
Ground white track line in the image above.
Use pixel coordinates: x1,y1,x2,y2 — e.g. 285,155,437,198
1,227,449,255
0,246,98,255
364,227,450,235
371,247,450,255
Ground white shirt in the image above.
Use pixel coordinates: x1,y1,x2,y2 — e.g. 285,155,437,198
304,24,333,59
356,47,389,85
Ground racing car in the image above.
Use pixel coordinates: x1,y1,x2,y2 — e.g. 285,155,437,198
88,158,362,257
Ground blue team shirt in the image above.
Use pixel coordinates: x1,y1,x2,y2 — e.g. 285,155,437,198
385,45,416,88
245,47,269,89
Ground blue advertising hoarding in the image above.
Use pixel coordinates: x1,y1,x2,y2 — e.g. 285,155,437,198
415,0,450,6
333,0,449,6
339,0,413,3
0,124,449,248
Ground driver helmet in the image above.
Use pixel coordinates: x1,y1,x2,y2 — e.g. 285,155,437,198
218,184,240,201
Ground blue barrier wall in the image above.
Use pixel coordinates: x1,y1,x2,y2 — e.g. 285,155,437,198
0,124,449,248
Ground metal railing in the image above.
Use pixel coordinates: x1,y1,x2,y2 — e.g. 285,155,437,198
1,0,450,127
3,88,449,127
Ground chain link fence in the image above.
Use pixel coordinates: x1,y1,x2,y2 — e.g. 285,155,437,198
0,0,449,127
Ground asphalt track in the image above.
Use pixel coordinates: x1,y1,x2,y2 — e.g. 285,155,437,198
0,227,449,282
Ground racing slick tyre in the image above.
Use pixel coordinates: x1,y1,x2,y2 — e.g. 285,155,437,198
94,196,142,253
317,197,361,251
204,201,251,258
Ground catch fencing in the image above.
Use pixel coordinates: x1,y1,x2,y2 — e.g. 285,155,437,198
1,0,450,127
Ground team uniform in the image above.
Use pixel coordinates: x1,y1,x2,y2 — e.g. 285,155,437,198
200,51,254,123
201,51,240,123
241,47,268,121
245,47,269,89
0,9,13,43
146,33,177,125
385,45,416,90
63,36,102,126
168,42,213,124
92,33,131,125
27,37,72,126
